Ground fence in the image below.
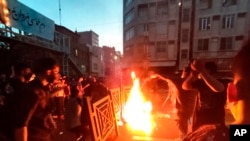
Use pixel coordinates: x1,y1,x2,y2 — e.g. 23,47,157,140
85,86,131,141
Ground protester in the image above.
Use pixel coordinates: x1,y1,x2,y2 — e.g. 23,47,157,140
182,60,227,131
64,84,88,141
183,38,250,141
61,75,71,107
146,70,196,139
7,62,33,96
51,73,66,120
174,67,197,139
12,57,59,141
0,62,33,140
181,60,229,141
227,37,250,124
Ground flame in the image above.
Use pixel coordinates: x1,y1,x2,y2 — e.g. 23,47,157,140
123,71,155,134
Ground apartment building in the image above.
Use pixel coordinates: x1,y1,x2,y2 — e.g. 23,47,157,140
192,0,250,71
123,0,177,74
123,0,250,74
78,30,99,46
78,31,105,77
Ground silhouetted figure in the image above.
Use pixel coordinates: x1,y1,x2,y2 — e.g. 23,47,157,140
12,57,59,141
182,60,227,131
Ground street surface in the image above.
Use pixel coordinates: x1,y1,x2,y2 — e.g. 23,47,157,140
53,110,181,141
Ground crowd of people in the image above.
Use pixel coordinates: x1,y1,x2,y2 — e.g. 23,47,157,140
141,37,250,141
181,37,250,140
0,57,110,141
0,36,250,141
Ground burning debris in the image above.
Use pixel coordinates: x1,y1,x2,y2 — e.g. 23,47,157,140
123,71,156,135
122,71,179,136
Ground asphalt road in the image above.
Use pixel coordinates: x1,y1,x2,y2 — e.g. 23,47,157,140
53,110,181,141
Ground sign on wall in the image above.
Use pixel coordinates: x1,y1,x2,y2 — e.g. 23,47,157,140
5,0,55,41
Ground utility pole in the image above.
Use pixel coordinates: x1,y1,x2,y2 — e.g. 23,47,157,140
143,29,149,76
59,0,62,25
176,0,182,72
189,0,195,61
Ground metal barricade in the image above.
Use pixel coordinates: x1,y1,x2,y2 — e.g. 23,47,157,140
85,95,119,141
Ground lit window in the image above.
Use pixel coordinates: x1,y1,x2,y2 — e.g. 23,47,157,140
75,49,78,56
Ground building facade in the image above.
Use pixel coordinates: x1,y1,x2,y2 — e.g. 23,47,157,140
123,0,250,75
123,0,179,75
78,30,99,47
55,25,90,77
0,0,91,77
88,44,105,77
191,0,250,71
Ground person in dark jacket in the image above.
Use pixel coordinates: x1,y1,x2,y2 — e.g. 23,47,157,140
12,57,59,141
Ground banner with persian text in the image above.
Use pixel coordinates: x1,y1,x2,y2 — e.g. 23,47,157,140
6,0,55,41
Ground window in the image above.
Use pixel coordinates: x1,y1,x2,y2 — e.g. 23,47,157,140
93,63,98,71
125,27,134,41
156,42,167,52
125,9,135,25
182,29,189,42
124,45,134,56
235,35,244,41
181,49,188,60
156,23,167,35
222,0,237,7
222,14,235,29
199,0,212,9
149,2,156,7
75,49,78,56
168,40,175,44
212,15,220,21
169,0,176,4
220,37,233,50
199,17,211,30
238,12,247,18
157,1,168,15
169,20,176,25
125,0,133,8
182,8,190,22
197,39,209,51
138,4,148,17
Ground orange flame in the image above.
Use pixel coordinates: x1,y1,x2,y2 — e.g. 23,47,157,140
123,71,155,134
